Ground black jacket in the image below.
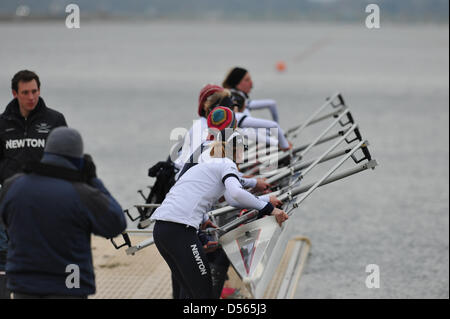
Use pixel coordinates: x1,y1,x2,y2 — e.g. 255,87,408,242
0,97,67,184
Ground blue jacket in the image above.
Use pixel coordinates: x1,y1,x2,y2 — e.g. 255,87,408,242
0,223,6,271
0,154,126,296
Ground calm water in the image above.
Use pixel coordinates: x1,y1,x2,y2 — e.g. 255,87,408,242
0,21,448,298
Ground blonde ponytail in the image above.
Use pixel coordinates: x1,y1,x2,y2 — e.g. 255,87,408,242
204,89,231,117
209,141,226,158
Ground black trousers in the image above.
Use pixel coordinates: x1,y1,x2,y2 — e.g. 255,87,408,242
0,273,10,299
207,248,231,299
153,220,213,299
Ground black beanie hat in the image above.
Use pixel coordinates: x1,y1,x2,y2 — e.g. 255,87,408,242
222,67,248,89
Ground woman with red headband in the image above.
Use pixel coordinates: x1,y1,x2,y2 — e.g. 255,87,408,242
173,84,230,175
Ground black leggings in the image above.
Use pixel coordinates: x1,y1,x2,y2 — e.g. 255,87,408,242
153,220,213,299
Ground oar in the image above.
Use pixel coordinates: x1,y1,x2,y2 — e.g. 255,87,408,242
206,140,376,237
242,128,351,176
209,124,358,220
285,92,345,138
239,108,353,173
281,122,359,189
209,120,360,220
286,140,375,216
244,92,345,158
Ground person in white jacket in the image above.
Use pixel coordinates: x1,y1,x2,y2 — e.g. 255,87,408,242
151,132,288,299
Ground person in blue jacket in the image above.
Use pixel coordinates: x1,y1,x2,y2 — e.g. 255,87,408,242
0,223,7,298
0,127,126,299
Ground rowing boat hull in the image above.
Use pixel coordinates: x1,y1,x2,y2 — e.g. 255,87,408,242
220,215,292,298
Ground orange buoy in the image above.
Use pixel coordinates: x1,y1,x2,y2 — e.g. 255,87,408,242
276,61,286,72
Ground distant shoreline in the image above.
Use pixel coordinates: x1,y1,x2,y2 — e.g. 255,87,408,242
0,14,448,25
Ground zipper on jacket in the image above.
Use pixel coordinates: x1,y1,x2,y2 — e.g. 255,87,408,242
24,117,28,137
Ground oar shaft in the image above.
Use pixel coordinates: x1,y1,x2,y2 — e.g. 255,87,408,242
274,123,358,190
266,148,351,184
288,107,345,139
297,109,350,160
292,128,350,156
278,159,377,203
286,92,343,136
240,122,351,173
287,140,369,216
211,125,358,217
300,122,357,178
212,156,376,237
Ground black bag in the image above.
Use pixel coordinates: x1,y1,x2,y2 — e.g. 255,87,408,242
146,158,177,206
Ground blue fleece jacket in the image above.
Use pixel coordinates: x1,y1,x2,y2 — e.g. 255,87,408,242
0,154,126,296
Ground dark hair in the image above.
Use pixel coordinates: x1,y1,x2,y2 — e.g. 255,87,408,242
11,70,41,92
222,67,247,89
230,91,246,111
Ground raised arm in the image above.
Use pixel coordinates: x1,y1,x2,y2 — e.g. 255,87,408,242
239,116,290,150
